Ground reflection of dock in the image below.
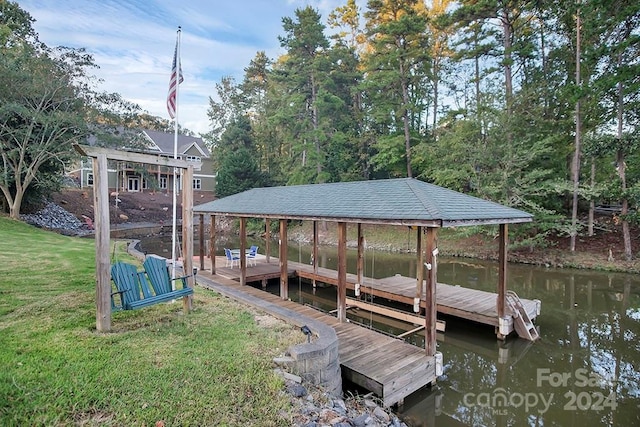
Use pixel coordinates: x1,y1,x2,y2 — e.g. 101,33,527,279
196,265,435,407
204,255,540,338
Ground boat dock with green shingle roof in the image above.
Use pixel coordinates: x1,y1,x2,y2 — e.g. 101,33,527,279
193,178,539,405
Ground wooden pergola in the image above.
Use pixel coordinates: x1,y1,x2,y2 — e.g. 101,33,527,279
74,144,195,332
194,178,533,354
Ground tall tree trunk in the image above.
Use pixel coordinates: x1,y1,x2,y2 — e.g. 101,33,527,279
432,59,439,131
500,9,513,116
616,53,632,260
399,60,413,178
570,8,582,252
588,158,595,237
310,72,322,179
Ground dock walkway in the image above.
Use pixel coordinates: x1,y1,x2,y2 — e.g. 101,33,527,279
196,269,436,407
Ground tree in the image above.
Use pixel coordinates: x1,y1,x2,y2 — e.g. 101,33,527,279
214,115,263,197
0,2,89,219
0,2,139,218
362,0,429,178
205,76,243,147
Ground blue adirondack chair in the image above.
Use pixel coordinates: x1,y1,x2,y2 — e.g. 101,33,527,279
110,259,193,311
143,256,194,299
110,262,148,310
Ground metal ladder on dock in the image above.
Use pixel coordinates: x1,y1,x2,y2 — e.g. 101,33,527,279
506,290,540,341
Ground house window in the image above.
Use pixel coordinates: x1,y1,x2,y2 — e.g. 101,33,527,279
186,155,201,162
193,178,202,190
87,173,94,186
159,175,167,190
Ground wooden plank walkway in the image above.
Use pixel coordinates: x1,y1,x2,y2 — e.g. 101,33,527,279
201,255,540,335
195,267,436,407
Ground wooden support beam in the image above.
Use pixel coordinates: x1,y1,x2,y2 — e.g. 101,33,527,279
210,215,216,274
357,223,364,290
279,219,288,299
199,214,205,271
424,227,438,356
182,165,194,312
497,223,508,319
93,154,111,332
345,298,445,332
74,144,191,168
312,221,318,288
415,226,423,311
265,218,271,263
337,222,347,322
240,217,247,286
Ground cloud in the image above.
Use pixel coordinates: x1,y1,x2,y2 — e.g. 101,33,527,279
17,0,355,135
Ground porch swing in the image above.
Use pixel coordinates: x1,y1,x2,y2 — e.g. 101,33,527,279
108,164,194,311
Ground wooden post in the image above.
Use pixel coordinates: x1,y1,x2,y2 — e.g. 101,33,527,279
279,219,288,299
357,223,364,293
210,215,216,274
240,217,247,286
93,154,111,332
424,227,438,356
265,218,271,263
182,165,194,311
312,221,318,289
497,224,508,319
199,214,205,271
337,222,347,322
415,226,423,312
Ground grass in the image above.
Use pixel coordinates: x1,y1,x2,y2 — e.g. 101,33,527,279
0,216,304,426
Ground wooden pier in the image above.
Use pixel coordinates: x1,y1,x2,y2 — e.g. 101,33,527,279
208,256,540,337
196,267,436,407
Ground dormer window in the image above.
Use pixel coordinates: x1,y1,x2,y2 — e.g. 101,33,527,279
185,155,201,162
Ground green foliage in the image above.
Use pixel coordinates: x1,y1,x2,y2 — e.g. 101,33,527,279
215,115,265,197
0,2,144,218
197,0,640,252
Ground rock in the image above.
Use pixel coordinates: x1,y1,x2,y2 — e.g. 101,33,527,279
351,413,371,427
21,202,87,234
288,384,307,398
373,406,390,423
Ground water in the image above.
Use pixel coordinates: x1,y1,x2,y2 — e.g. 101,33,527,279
140,236,640,426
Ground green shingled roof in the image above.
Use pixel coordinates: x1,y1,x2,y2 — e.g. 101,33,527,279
194,178,533,227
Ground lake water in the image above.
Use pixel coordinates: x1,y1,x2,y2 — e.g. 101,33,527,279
140,236,640,427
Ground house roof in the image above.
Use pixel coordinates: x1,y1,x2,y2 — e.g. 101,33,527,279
142,130,210,157
194,178,533,227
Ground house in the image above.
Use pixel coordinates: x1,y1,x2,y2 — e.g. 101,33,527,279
71,130,216,194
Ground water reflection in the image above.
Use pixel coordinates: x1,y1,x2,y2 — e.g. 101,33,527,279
140,237,640,426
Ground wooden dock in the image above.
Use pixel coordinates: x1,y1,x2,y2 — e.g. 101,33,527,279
196,267,436,407
206,256,540,336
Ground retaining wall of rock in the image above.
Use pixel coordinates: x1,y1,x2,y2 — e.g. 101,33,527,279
287,318,342,397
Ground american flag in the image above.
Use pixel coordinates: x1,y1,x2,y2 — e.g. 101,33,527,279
166,35,183,119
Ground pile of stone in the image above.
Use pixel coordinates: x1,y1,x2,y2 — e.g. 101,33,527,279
278,370,408,427
21,202,91,236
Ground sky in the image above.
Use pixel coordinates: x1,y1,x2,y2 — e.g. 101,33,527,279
17,0,353,136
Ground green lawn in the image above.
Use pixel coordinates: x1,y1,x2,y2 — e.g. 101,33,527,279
0,216,302,426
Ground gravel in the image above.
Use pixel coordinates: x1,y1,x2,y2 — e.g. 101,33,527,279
21,202,92,236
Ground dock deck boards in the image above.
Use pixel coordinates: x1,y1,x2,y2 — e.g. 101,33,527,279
197,267,435,407
206,254,540,332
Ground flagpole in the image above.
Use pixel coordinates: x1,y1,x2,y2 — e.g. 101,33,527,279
171,26,181,283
